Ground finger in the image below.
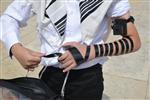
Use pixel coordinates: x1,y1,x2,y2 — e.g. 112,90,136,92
24,66,34,71
28,68,35,71
29,61,40,66
63,64,76,73
26,65,38,71
31,51,44,57
60,60,73,69
58,51,69,61
24,63,39,69
29,64,38,68
60,55,72,64
24,64,38,69
30,56,41,62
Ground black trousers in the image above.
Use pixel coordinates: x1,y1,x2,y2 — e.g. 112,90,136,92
40,63,104,100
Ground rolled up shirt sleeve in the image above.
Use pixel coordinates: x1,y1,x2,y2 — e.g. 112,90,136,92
0,0,33,57
107,0,130,17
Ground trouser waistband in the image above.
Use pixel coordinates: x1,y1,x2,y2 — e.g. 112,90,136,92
39,63,102,78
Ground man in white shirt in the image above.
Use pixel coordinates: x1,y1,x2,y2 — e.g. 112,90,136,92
0,0,141,100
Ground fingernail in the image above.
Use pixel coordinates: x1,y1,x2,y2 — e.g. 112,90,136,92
63,70,66,73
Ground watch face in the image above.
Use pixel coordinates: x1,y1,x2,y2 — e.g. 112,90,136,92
0,87,31,100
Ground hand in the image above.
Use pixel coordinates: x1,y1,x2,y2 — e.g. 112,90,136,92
11,43,44,71
58,42,95,72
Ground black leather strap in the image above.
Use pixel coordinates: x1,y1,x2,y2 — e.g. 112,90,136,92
126,16,135,23
109,43,114,56
112,16,135,36
114,42,119,55
84,46,91,61
43,53,62,58
125,36,134,52
122,38,129,53
99,45,104,57
68,47,84,65
104,44,109,56
118,39,125,54
94,45,99,57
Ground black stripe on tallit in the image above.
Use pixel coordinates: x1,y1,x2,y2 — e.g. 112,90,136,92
54,14,67,26
46,0,56,10
80,0,103,22
54,14,67,36
44,0,56,18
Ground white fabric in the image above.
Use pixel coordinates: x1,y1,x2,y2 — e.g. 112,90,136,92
0,0,130,69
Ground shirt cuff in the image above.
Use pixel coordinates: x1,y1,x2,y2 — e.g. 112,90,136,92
4,32,21,58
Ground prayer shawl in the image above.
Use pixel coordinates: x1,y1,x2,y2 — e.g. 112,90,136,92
31,0,113,44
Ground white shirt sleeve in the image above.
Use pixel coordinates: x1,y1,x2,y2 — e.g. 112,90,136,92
107,0,130,17
0,0,33,56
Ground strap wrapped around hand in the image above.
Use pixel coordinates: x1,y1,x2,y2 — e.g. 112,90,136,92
68,46,91,66
68,47,85,65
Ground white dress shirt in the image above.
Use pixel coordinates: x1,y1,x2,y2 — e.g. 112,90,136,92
0,0,130,69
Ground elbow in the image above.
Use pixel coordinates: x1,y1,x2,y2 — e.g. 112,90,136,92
133,37,141,52
134,41,141,52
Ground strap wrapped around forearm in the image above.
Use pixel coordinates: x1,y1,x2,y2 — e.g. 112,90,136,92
84,46,91,61
94,36,134,57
